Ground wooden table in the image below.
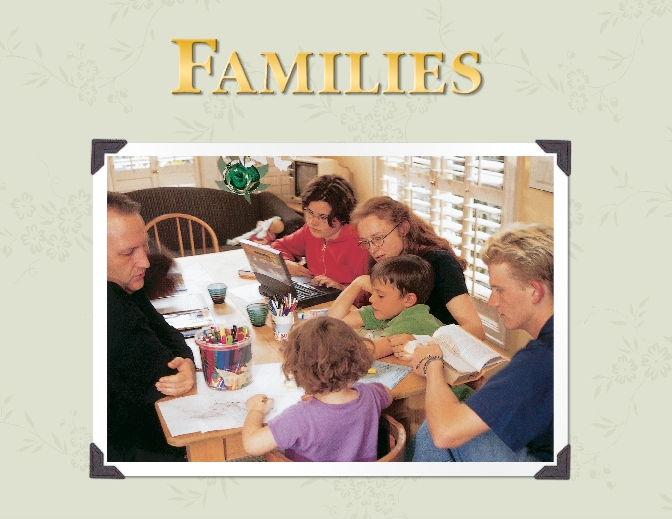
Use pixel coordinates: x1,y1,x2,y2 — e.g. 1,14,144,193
155,250,427,461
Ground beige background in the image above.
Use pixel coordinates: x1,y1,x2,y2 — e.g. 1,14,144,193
1,1,671,518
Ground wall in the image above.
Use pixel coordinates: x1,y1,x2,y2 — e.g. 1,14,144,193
502,155,555,355
198,156,221,189
323,156,375,203
514,156,555,227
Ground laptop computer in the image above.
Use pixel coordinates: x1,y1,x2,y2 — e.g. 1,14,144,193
239,239,341,309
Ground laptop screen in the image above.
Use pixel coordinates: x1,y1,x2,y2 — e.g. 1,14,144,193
240,240,292,287
240,239,341,308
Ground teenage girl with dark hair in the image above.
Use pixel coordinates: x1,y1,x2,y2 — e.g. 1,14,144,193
272,174,369,290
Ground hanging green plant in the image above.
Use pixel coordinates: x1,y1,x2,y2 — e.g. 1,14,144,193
215,156,270,203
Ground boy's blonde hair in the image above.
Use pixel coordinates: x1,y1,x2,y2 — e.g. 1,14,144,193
481,223,554,295
282,317,374,395
370,255,434,304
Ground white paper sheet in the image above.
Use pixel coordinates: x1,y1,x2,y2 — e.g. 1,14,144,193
151,293,206,314
358,361,410,389
227,283,266,304
158,363,304,437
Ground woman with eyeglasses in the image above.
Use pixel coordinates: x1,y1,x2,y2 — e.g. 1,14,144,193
351,196,485,348
271,175,369,290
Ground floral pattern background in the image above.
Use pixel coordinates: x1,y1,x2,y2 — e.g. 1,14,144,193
1,1,671,518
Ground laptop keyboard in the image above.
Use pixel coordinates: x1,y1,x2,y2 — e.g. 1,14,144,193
291,281,327,299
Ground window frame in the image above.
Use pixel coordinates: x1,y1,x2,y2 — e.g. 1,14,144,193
375,155,518,349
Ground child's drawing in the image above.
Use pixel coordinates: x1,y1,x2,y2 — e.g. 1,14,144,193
157,363,305,437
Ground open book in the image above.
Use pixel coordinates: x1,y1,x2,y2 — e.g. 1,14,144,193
151,293,206,315
152,293,214,336
405,325,507,385
162,308,213,332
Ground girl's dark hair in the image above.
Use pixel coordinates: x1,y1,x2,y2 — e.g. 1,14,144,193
351,196,467,270
282,317,374,395
301,174,357,227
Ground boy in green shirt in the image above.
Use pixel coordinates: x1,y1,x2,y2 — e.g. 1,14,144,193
328,255,443,359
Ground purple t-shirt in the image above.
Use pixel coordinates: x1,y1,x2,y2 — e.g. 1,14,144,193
267,382,389,462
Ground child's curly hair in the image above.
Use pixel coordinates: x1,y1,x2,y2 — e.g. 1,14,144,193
282,316,374,395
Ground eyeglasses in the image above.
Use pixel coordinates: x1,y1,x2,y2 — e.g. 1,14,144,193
358,224,400,250
303,207,330,223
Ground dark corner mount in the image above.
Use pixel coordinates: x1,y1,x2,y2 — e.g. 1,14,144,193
535,140,571,176
535,444,570,480
89,443,125,479
91,139,128,175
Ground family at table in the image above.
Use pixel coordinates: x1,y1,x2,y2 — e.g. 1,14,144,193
106,174,554,463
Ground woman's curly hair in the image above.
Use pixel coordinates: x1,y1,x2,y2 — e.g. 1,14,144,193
351,196,467,270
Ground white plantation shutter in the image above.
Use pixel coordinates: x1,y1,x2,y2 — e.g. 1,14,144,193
377,156,432,222
157,156,195,168
375,155,516,349
466,157,505,188
110,156,200,191
112,156,151,171
378,156,406,201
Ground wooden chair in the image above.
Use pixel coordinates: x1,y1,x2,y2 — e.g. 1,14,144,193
145,213,219,257
264,413,406,462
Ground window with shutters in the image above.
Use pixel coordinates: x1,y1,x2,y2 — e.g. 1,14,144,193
111,156,151,172
108,156,201,192
376,155,517,349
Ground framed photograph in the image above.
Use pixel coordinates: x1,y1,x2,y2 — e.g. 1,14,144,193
94,142,568,477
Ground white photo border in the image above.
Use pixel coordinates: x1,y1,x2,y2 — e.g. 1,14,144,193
93,142,569,477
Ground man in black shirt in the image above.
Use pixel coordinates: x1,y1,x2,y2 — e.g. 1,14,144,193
107,192,196,462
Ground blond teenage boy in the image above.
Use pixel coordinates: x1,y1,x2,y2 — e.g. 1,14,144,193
407,223,554,462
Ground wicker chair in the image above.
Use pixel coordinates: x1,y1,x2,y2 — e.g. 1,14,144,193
264,414,406,462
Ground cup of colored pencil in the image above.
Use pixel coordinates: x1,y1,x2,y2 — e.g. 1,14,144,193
268,295,296,341
195,325,253,390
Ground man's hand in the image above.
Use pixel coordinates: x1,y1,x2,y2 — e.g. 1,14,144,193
410,341,444,377
156,357,196,396
285,260,314,278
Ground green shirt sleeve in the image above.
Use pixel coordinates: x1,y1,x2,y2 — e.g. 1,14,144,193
358,305,390,330
381,305,444,337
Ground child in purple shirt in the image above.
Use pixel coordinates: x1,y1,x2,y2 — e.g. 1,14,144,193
242,317,393,462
